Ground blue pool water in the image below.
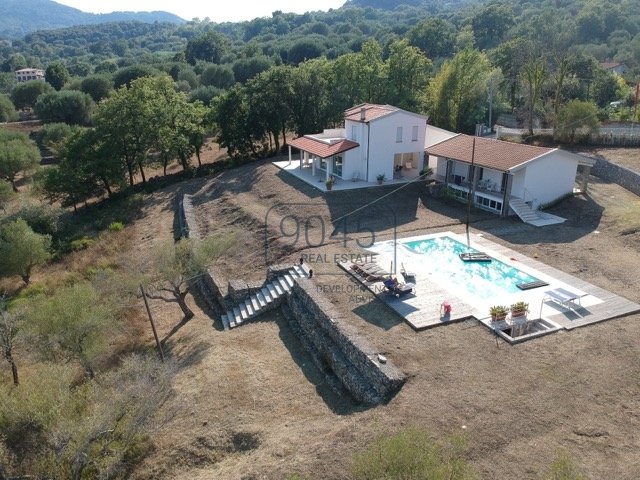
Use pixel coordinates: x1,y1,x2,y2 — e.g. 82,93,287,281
403,236,540,300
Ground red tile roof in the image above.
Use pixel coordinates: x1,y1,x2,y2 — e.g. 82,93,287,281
426,134,555,172
288,136,359,159
344,104,399,123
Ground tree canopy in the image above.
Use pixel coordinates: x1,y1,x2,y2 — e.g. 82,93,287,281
0,218,51,285
0,130,40,192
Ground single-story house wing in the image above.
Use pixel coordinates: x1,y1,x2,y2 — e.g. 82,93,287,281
426,134,595,222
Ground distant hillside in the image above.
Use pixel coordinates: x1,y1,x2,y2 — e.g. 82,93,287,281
343,0,472,9
0,0,184,39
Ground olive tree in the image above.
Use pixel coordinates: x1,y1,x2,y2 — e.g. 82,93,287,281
0,130,40,192
146,234,235,321
26,282,113,377
0,219,51,285
0,300,23,386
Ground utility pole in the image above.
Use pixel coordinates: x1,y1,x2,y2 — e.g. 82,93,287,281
140,284,164,363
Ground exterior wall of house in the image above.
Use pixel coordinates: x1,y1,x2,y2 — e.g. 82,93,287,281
511,169,526,200
425,126,457,148
434,157,448,177
514,153,578,207
365,112,427,182
452,161,469,179
344,119,369,181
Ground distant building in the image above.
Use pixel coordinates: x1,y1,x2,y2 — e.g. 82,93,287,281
600,62,628,75
15,68,45,83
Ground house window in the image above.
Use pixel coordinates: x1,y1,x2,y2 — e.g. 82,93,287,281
411,125,418,141
320,158,327,170
396,126,403,143
333,155,343,177
351,125,357,141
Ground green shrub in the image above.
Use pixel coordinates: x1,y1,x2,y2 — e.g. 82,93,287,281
0,363,76,461
7,203,62,236
543,451,587,480
351,427,478,480
70,236,95,251
107,221,125,232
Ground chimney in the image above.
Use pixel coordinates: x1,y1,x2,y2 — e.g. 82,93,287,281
360,107,366,121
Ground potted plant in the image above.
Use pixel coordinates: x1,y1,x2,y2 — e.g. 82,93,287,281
325,175,335,191
376,173,385,185
419,166,433,179
510,301,529,318
489,305,509,322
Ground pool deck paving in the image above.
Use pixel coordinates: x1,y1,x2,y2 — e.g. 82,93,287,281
471,234,640,331
340,232,640,336
338,261,477,330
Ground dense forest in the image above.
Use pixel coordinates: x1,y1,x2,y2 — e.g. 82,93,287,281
0,0,639,477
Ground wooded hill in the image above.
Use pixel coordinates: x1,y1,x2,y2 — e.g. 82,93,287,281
2,0,639,75
0,0,184,39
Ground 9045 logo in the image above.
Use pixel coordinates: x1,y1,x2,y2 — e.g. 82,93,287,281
264,203,397,276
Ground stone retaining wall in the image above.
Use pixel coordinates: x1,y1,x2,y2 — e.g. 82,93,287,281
200,267,227,306
285,277,406,405
180,194,200,240
591,157,640,197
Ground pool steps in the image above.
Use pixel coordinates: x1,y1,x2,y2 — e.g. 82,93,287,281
221,264,309,329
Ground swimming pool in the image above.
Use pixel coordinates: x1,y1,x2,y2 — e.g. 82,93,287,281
403,236,540,301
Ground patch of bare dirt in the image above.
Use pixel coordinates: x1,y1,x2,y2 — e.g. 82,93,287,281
582,147,640,172
128,151,640,480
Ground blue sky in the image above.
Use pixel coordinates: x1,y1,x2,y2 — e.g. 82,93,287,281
53,0,346,22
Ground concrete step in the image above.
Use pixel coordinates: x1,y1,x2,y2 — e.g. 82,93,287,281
250,295,260,312
221,313,230,330
261,287,273,303
297,263,310,276
232,307,241,328
239,303,249,320
283,273,295,288
278,277,291,292
272,281,283,296
244,299,254,317
256,291,268,308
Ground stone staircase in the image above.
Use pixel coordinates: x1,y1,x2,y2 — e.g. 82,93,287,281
221,264,309,329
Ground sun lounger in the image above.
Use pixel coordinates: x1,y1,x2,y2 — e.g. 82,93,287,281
543,288,584,309
350,262,388,282
350,262,378,274
400,262,416,282
383,278,415,297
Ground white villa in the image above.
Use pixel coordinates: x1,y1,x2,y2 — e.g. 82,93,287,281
15,68,45,83
279,103,595,226
286,104,428,185
426,134,595,224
